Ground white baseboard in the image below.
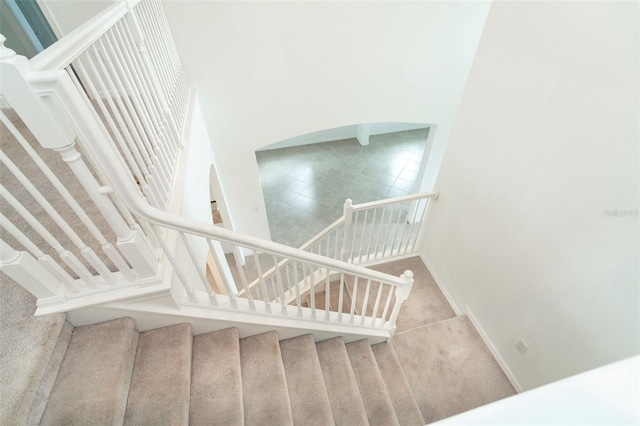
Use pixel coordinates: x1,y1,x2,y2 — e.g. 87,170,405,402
466,306,523,393
420,254,461,316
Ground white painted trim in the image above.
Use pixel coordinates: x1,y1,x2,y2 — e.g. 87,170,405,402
357,251,421,268
34,277,167,316
68,294,390,344
466,306,523,393
421,255,462,316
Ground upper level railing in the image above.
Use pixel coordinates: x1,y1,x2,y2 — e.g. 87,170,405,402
0,0,421,336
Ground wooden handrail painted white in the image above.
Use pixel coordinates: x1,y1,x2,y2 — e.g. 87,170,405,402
30,1,135,71
352,189,439,211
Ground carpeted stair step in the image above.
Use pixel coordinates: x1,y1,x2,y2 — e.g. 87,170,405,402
28,320,73,425
40,317,138,425
371,342,425,426
279,334,334,426
316,337,368,426
0,278,72,425
190,327,244,425
345,340,399,426
392,316,516,422
240,331,293,425
124,323,192,425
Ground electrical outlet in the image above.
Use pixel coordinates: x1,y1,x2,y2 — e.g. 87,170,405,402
516,339,529,354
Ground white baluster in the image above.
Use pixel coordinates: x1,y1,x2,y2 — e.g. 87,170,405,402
307,262,316,319
273,255,287,315
349,276,358,324
338,272,345,322
179,232,217,305
365,207,378,262
360,279,372,325
380,287,394,329
324,269,331,320
358,209,368,263
370,282,383,326
252,250,271,313
373,207,387,260
381,205,396,258
292,260,302,317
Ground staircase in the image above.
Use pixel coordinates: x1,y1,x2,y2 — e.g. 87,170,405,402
32,317,423,426
2,256,518,425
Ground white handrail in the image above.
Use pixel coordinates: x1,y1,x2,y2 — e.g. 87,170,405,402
299,217,345,251
31,1,134,71
352,189,439,211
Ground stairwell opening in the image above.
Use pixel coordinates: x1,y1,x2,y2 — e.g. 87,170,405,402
255,123,433,248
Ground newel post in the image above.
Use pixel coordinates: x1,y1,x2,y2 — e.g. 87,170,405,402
386,270,414,341
341,199,354,262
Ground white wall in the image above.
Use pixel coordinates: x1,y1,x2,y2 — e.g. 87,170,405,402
162,1,490,239
175,95,217,292
421,1,639,391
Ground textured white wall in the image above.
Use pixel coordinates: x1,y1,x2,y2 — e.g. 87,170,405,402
421,1,639,390
162,0,490,239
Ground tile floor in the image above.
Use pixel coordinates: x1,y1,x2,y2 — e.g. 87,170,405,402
256,128,428,248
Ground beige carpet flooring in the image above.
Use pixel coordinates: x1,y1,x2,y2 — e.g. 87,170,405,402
393,316,517,423
346,256,516,423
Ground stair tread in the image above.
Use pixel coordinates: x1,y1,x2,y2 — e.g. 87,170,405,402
240,331,293,426
190,327,244,426
124,323,192,425
0,278,71,425
316,337,368,426
280,334,334,426
28,320,73,425
40,317,138,426
346,340,399,426
371,342,425,426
